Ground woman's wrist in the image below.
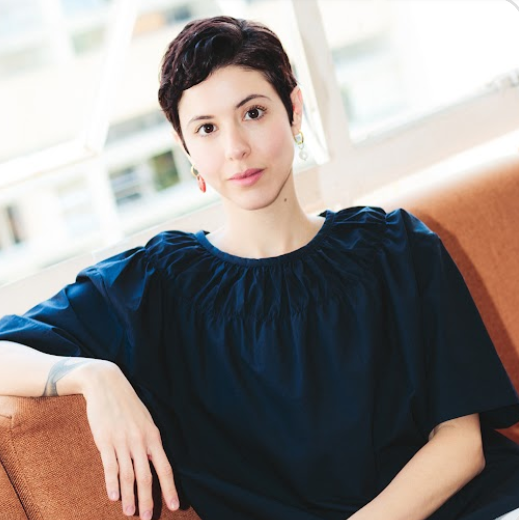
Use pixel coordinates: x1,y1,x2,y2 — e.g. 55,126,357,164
58,358,120,397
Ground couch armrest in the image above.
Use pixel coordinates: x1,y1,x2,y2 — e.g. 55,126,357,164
0,395,201,520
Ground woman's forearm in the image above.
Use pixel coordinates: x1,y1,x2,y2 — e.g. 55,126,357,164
0,340,102,397
350,415,485,520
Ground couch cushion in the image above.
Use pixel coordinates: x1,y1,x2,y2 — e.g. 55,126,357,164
380,153,519,443
0,449,28,520
0,395,201,520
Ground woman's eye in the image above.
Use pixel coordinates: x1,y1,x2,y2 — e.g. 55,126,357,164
244,106,266,120
197,124,215,136
196,107,265,135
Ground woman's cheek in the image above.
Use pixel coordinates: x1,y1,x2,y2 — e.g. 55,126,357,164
189,142,221,179
262,123,293,157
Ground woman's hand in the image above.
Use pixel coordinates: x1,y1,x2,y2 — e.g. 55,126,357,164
73,360,180,520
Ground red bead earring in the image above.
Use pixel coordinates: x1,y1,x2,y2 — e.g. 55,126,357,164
197,175,206,193
191,165,206,193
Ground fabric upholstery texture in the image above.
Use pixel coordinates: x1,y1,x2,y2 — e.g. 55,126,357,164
0,453,27,520
0,397,28,520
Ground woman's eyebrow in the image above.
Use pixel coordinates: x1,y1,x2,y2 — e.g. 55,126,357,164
187,94,271,127
236,93,270,108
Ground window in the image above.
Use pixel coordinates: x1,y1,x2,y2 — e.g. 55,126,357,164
318,0,519,141
60,0,112,18
151,151,180,191
71,27,106,54
6,205,25,245
0,204,25,250
57,180,99,237
0,2,109,163
108,149,181,208
0,0,43,40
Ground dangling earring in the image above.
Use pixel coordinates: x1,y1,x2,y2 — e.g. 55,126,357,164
197,175,206,193
191,165,206,193
294,131,308,161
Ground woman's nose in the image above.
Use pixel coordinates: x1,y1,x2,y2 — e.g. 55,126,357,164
224,126,250,161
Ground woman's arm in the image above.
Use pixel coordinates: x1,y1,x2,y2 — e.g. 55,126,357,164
0,340,93,397
349,413,485,520
0,340,180,520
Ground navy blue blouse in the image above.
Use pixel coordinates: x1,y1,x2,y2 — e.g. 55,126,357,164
1,206,519,520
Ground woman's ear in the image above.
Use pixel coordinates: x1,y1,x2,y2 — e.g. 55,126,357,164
290,86,304,134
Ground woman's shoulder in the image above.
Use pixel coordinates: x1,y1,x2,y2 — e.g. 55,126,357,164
329,205,428,243
332,205,437,241
325,205,443,268
333,205,429,230
78,229,200,287
144,229,198,257
139,229,205,277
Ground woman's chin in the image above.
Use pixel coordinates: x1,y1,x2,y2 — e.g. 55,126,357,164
225,178,293,212
224,190,287,213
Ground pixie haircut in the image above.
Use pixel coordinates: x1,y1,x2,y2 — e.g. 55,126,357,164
158,16,298,152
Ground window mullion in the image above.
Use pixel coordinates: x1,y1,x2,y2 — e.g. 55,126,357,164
0,209,14,250
81,0,139,155
288,0,362,206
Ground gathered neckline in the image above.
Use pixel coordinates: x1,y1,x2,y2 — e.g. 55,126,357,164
193,210,335,267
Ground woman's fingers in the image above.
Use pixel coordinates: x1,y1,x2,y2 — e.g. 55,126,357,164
147,441,179,510
117,451,136,517
104,434,178,519
132,447,155,520
99,446,120,501
100,441,179,517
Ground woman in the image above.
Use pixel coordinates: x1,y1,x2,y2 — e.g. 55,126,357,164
1,15,519,520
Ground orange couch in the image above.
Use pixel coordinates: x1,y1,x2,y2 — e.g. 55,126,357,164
1,154,519,519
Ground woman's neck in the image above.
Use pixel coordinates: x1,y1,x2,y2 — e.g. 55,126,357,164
207,180,325,259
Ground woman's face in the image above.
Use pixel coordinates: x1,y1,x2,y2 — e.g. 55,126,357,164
176,65,303,211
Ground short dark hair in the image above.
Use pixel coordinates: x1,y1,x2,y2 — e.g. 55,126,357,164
158,16,298,152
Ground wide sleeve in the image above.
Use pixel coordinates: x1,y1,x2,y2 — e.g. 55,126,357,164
0,242,164,381
390,208,519,437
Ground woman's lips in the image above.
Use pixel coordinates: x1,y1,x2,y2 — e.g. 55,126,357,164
229,168,264,186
